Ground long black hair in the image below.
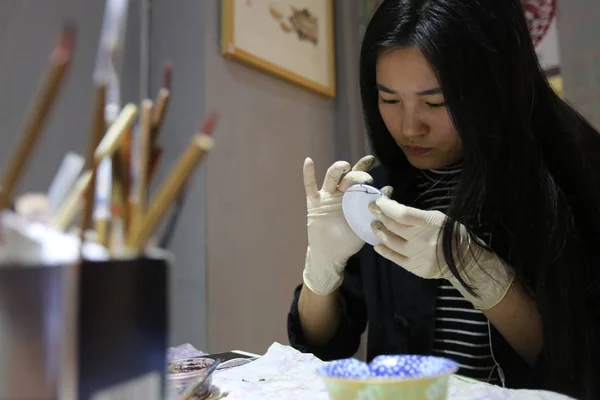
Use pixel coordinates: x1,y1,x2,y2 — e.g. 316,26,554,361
360,0,600,398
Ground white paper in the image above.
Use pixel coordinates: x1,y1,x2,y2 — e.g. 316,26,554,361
167,343,207,361
212,342,330,400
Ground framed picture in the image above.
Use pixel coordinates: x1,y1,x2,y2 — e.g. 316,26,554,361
547,69,563,98
221,0,336,98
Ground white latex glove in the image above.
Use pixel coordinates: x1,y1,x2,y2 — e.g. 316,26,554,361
370,197,515,310
302,156,392,295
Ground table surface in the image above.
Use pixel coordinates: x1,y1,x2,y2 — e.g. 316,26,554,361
208,344,572,400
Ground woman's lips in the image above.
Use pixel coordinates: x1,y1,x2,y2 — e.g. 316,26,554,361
402,146,433,156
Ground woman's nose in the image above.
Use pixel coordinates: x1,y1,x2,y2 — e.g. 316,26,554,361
401,111,426,137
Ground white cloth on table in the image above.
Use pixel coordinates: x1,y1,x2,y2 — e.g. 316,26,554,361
210,343,573,400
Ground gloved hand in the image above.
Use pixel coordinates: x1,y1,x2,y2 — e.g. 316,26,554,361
370,197,515,309
302,156,392,295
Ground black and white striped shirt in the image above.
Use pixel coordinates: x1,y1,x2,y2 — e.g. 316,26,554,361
414,164,501,384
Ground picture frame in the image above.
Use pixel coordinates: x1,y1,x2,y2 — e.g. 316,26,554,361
548,73,563,98
545,67,563,98
221,0,336,98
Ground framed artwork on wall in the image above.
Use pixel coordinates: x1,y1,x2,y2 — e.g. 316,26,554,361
547,69,563,98
221,0,336,98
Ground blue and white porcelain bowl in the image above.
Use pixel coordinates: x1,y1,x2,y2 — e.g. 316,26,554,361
316,355,459,400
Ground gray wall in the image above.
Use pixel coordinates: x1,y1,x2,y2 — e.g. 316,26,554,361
203,0,333,353
149,0,208,350
556,0,600,127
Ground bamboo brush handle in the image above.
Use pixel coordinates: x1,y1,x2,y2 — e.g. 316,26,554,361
129,134,214,249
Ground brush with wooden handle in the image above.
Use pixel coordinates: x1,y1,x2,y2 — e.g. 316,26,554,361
92,104,137,244
0,23,77,209
95,104,138,162
128,112,218,250
51,104,138,231
146,64,172,188
78,84,107,240
128,99,153,244
150,62,172,146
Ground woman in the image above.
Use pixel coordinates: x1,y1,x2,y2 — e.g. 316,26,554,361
287,0,600,398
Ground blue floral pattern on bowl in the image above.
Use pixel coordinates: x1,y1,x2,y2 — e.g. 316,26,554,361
317,355,458,400
317,355,458,380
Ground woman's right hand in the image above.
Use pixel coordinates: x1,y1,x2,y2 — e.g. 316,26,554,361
302,156,379,295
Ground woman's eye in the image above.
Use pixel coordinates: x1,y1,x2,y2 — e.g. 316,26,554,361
426,102,446,108
380,98,399,104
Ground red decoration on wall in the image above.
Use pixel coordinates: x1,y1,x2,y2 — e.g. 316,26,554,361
522,0,556,47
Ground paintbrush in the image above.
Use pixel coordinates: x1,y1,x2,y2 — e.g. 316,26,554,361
79,84,107,240
96,0,131,249
109,158,126,254
51,105,137,231
0,23,77,209
144,63,172,189
147,147,163,187
117,126,133,235
51,171,94,231
48,152,85,216
150,63,172,145
93,104,136,247
94,104,138,162
128,100,153,243
128,112,218,250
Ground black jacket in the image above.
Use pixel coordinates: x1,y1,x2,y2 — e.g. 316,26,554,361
287,166,533,389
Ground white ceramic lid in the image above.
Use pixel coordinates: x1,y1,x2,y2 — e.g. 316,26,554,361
342,184,386,246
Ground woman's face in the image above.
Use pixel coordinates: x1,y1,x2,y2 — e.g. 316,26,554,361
376,46,463,170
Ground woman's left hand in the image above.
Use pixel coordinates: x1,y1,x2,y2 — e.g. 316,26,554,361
370,197,515,310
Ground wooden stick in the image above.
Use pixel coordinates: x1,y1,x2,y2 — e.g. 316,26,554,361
96,219,110,247
94,103,138,163
150,63,172,145
52,171,94,231
162,62,172,91
79,84,107,238
128,100,153,244
51,105,137,231
129,113,218,250
109,165,125,254
0,23,77,209
147,147,163,187
117,126,133,235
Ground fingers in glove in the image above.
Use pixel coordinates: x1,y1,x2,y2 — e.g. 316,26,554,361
375,197,441,226
351,155,376,172
373,244,409,266
303,158,319,198
371,220,412,256
338,171,373,192
369,203,413,240
322,161,352,193
381,185,394,198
